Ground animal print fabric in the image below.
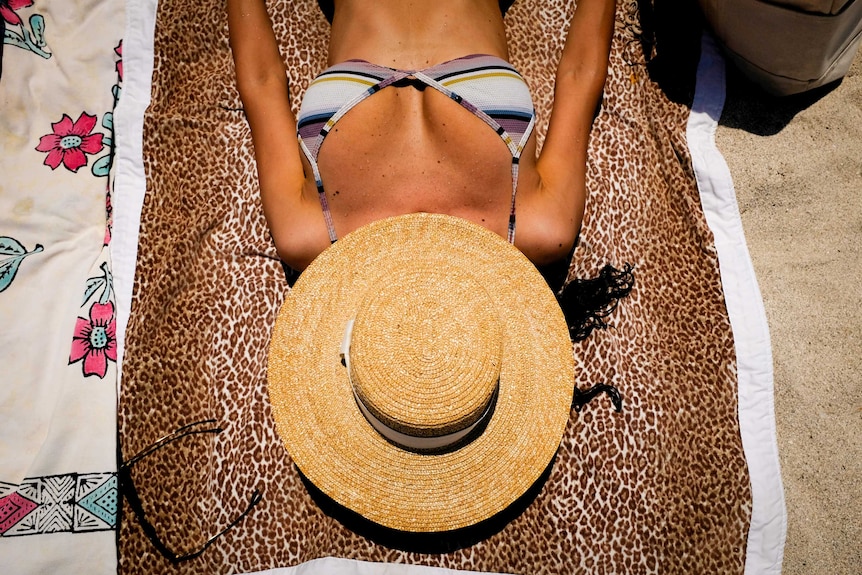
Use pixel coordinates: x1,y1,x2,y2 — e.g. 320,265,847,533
118,0,752,573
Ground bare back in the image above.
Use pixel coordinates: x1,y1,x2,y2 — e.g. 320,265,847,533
299,0,539,248
229,0,615,270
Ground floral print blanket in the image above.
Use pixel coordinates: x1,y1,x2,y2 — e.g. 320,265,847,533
0,1,121,573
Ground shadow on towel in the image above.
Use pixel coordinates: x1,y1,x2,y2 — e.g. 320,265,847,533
299,458,555,554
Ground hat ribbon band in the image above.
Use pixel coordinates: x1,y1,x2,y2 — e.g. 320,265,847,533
340,319,497,452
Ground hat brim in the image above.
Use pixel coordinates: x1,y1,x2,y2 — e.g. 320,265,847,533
267,213,574,532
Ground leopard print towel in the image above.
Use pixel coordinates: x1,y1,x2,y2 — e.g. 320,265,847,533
118,1,752,572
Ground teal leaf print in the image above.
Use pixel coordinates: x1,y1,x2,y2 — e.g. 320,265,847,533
91,154,111,177
3,27,27,49
0,237,27,255
0,237,44,293
29,14,46,47
81,262,114,306
2,10,51,59
82,277,105,305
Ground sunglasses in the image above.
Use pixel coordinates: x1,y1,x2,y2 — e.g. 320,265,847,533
119,419,262,564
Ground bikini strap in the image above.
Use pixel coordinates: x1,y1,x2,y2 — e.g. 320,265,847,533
413,70,535,244
298,69,413,243
508,158,519,244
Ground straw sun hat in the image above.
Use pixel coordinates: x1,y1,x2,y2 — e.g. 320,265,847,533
267,213,575,533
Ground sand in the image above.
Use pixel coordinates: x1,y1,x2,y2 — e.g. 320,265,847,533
716,51,862,574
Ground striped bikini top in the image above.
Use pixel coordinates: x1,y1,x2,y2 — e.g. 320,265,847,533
296,54,536,243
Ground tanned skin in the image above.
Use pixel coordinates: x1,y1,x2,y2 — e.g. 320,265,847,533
228,0,616,271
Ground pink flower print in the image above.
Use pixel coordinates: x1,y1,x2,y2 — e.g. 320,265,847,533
1,0,33,25
70,301,117,378
115,41,123,82
36,113,104,172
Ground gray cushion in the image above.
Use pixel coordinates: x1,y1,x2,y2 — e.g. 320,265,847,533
700,0,862,94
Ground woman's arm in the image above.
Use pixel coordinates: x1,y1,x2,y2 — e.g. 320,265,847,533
228,0,325,269
518,0,616,265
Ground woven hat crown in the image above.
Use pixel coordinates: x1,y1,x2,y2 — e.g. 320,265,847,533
348,264,501,443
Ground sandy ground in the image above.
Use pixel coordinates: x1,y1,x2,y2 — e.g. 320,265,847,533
716,51,862,574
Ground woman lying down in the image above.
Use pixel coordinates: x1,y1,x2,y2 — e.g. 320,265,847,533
227,0,632,341
226,0,636,542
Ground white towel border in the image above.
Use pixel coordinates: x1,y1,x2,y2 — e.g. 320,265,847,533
687,32,788,575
